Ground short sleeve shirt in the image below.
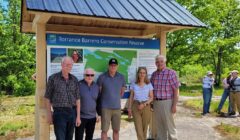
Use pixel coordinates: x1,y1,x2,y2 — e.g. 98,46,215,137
150,68,180,99
97,71,125,109
202,76,214,88
130,83,153,101
44,71,80,108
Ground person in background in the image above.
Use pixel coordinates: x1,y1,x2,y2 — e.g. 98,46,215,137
216,73,232,114
150,55,180,140
202,71,214,115
75,68,101,140
229,70,240,116
97,58,126,140
45,56,81,140
128,67,153,140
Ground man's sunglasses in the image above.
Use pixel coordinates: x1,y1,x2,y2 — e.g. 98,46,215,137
85,74,94,77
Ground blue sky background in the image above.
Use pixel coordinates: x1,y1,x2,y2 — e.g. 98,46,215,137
1,0,8,10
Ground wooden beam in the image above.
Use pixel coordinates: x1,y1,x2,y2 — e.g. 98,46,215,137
142,27,157,36
35,23,49,140
46,24,143,37
23,22,145,38
27,11,198,30
32,14,51,31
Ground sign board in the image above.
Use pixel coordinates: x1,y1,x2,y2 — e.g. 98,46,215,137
46,34,160,98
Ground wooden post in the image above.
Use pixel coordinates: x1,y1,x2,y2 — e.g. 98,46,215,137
160,30,167,56
156,28,167,56
35,23,49,140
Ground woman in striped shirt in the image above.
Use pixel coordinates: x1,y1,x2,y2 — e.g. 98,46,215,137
128,67,153,140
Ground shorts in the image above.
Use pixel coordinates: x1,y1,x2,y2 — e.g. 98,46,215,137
101,108,121,132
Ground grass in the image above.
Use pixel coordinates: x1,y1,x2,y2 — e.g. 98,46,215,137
180,84,224,97
215,123,240,140
183,99,230,115
0,95,35,138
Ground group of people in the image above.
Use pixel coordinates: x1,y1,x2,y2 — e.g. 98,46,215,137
44,54,180,140
202,70,240,116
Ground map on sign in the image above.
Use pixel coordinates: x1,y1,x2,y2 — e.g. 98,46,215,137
46,34,160,98
84,49,137,83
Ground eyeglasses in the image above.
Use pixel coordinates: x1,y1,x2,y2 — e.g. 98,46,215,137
85,74,94,77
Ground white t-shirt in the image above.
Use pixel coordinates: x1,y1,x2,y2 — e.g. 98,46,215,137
130,83,153,101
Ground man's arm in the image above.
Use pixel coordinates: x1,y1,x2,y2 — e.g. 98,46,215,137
45,99,53,124
76,99,81,127
172,88,179,114
44,77,54,124
128,90,134,118
120,87,125,97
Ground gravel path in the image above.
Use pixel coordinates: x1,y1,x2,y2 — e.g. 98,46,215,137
18,96,240,140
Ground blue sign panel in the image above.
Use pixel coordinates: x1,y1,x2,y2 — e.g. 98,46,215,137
47,34,159,49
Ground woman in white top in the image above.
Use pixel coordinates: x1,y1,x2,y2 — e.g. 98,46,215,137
128,67,153,140
202,71,214,115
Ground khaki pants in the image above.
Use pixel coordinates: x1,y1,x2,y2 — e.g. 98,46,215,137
132,101,151,140
154,100,177,140
149,111,157,139
230,92,240,113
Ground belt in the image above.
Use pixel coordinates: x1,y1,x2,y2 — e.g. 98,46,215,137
134,100,148,105
155,98,169,101
53,106,76,112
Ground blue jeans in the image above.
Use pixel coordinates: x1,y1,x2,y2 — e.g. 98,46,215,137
203,88,212,114
53,107,76,140
217,89,232,113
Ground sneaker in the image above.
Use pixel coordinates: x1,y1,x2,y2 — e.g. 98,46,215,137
229,112,236,116
215,109,221,114
201,113,207,116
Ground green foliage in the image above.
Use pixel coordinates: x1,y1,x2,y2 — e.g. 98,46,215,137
215,123,240,140
180,84,223,97
0,122,28,136
183,99,229,113
168,0,240,86
179,64,210,84
16,105,34,115
0,95,34,137
180,84,202,96
0,0,35,96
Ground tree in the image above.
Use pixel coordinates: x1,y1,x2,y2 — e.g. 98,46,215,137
167,0,240,86
0,0,35,95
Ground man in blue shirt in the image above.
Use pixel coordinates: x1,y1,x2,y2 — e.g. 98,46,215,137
97,58,126,140
75,68,101,140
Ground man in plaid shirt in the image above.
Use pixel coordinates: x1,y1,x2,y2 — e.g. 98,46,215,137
45,56,81,140
150,55,180,140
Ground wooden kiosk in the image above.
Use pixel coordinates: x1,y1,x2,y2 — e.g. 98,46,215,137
21,0,205,139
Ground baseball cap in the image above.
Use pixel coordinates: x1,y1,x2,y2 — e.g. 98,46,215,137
207,71,213,75
109,58,118,65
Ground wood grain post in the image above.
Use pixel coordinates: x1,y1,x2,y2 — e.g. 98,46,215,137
35,23,49,140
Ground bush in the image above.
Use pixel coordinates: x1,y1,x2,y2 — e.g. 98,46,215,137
179,64,211,85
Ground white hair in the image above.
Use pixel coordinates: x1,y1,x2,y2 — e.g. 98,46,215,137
84,68,95,74
61,56,73,64
155,55,167,62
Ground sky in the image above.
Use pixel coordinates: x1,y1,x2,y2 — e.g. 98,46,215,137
0,0,8,10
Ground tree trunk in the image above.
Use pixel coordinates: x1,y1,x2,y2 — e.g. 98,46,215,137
215,46,223,87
